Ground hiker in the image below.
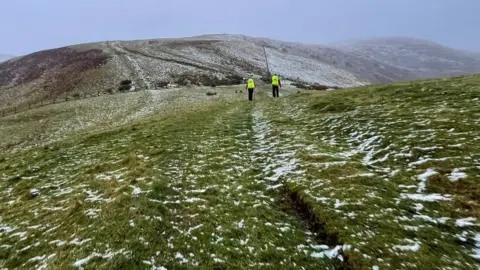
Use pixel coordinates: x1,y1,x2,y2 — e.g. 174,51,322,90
271,74,281,97
245,77,255,101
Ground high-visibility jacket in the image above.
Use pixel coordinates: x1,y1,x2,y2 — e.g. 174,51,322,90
247,79,255,89
272,75,279,86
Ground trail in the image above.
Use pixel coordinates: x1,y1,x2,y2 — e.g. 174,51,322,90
139,99,343,268
108,42,152,89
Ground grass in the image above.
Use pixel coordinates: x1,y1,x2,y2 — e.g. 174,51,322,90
1,75,479,269
260,75,480,269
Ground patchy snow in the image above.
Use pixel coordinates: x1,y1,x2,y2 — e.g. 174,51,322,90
266,183,283,190
413,203,424,211
0,223,15,236
49,240,66,247
73,249,130,268
311,245,343,259
472,233,480,259
400,193,452,202
310,244,330,250
187,224,203,234
408,157,448,167
131,186,143,196
84,208,101,218
265,47,365,87
237,220,245,228
334,199,346,209
29,188,40,197
10,231,27,239
448,168,467,181
175,252,189,264
69,238,91,246
184,197,205,203
416,168,438,192
455,217,476,227
84,189,113,203
413,146,443,151
399,185,417,189
393,240,421,252
27,253,56,269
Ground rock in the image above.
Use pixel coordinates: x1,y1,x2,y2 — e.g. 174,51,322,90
29,188,40,198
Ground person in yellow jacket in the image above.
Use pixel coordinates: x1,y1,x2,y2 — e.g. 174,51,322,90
245,77,255,101
271,74,281,98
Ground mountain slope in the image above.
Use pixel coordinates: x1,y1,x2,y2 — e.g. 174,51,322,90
334,36,480,78
1,34,480,110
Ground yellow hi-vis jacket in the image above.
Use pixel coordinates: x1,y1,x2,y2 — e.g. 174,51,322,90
272,75,279,86
247,78,255,89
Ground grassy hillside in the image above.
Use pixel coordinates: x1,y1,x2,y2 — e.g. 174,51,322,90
0,75,479,269
3,34,480,112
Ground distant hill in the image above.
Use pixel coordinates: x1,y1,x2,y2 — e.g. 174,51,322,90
0,54,14,62
1,34,480,109
333,36,480,79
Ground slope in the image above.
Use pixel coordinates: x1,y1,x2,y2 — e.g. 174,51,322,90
0,75,479,269
3,34,480,111
334,36,480,79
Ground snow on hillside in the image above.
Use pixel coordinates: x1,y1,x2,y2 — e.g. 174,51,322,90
3,34,480,110
332,37,480,77
107,36,367,88
265,47,366,87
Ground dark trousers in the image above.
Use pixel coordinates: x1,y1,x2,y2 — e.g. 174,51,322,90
248,88,254,100
272,85,279,97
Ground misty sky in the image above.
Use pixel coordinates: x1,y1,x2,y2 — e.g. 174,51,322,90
1,0,479,55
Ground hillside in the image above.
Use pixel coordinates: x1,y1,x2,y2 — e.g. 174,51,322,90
0,74,479,269
2,34,480,110
334,37,480,79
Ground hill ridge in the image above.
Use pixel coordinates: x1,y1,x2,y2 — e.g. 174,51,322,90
2,34,480,110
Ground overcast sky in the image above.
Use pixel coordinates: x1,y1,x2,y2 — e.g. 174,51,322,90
1,0,479,55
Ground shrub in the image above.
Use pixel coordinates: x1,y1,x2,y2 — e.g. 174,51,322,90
292,82,310,90
118,85,131,91
156,81,168,88
206,91,217,96
120,79,132,86
311,83,329,91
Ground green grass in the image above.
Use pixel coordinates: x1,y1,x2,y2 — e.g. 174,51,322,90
260,75,480,269
1,75,480,269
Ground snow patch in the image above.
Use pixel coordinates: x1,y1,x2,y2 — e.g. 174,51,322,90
456,217,476,227
73,249,130,268
416,168,438,192
448,168,467,181
393,240,421,252
400,193,451,202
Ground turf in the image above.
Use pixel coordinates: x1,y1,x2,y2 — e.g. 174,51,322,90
0,75,479,269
